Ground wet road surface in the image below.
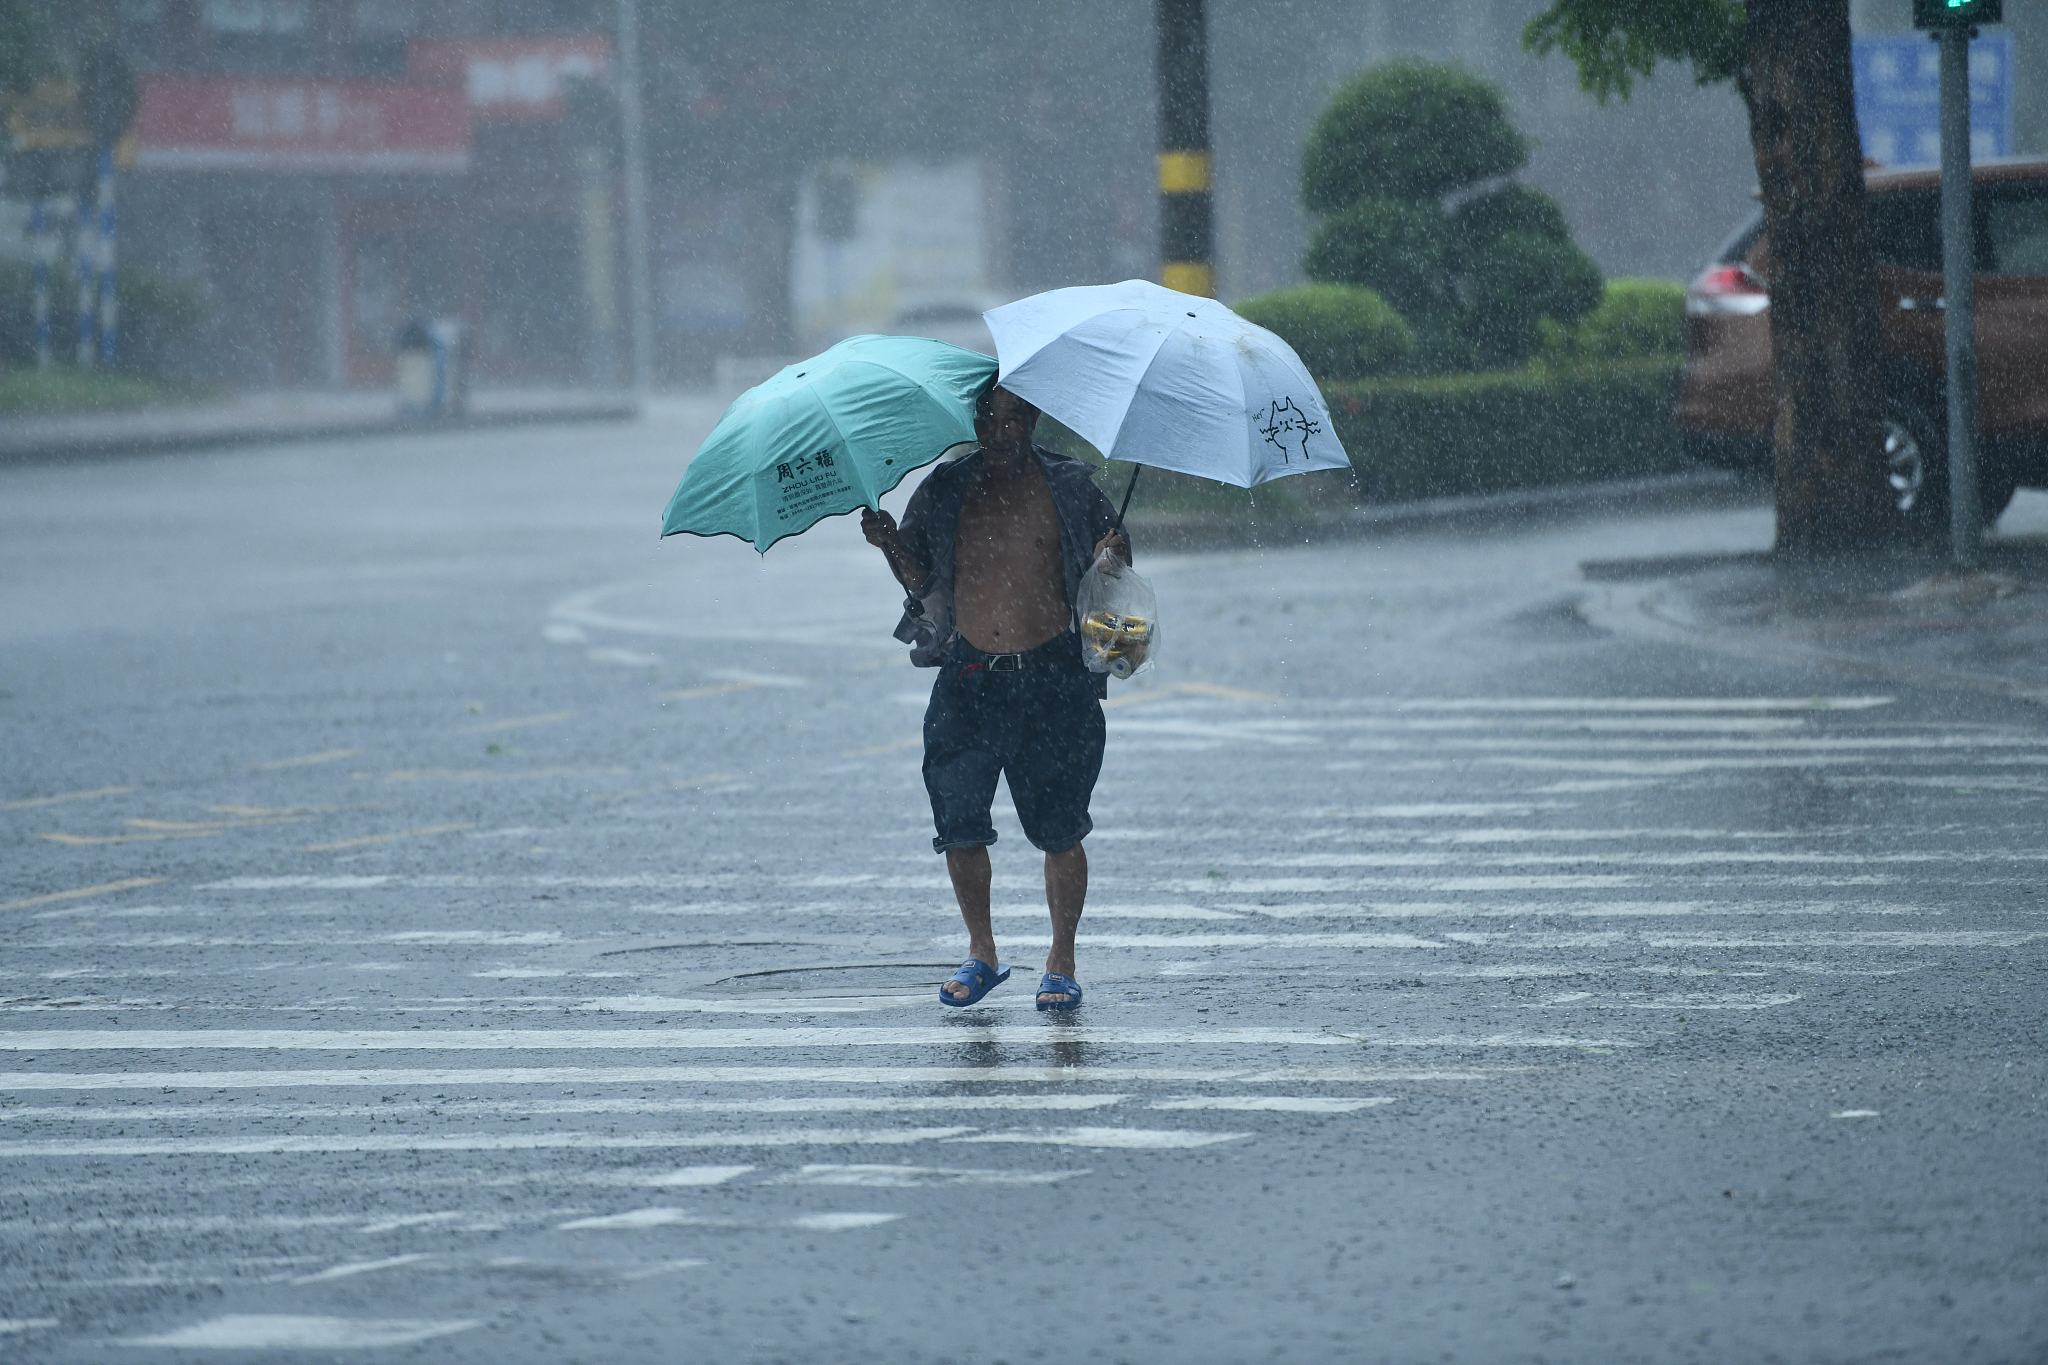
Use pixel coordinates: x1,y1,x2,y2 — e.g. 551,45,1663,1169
3,407,2045,1362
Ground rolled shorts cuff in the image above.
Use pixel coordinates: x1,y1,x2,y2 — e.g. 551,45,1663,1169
1026,815,1092,855
932,832,998,855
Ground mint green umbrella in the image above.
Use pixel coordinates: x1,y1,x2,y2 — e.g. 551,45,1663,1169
660,335,997,552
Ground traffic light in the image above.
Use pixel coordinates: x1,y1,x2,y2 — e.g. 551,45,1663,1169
1913,0,2001,29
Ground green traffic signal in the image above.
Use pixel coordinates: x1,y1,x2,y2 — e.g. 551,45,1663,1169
1913,0,2001,27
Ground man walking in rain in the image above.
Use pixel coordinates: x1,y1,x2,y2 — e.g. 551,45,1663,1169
861,385,1130,1010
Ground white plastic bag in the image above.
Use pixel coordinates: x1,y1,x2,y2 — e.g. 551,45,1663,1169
1076,548,1159,680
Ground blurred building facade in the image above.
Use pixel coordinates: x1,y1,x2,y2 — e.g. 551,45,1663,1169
38,0,623,388
18,0,2041,390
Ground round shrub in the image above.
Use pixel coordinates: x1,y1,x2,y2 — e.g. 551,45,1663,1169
1452,183,1573,248
1303,196,1457,323
1301,59,1528,213
1233,284,1414,380
1461,231,1605,368
1571,278,1686,359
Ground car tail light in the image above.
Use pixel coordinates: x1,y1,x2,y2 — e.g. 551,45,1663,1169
1686,263,1770,316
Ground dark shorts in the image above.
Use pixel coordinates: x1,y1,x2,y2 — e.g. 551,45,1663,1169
923,634,1105,855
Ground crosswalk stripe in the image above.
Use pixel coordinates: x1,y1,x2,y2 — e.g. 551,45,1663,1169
557,1208,899,1232
0,1027,1626,1052
0,1127,980,1158
944,1127,1249,1150
117,1315,481,1350
0,1064,1514,1092
1148,1096,1394,1112
0,1094,1134,1123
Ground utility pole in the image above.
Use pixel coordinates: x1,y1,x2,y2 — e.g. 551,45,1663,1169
615,0,656,395
1915,0,1999,564
1155,0,1213,298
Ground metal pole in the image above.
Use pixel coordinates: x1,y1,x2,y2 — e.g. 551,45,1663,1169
30,198,52,370
615,0,656,395
74,191,98,368
1939,25,1981,567
1155,0,1214,298
96,145,119,368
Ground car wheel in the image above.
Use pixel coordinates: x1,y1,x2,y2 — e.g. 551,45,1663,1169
1882,397,1948,539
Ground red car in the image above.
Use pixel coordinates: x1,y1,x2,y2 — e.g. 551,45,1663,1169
1678,158,2048,532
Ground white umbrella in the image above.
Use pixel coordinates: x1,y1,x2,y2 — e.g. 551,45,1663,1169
982,279,1351,504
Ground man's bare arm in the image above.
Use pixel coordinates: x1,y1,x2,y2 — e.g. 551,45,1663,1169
861,507,930,593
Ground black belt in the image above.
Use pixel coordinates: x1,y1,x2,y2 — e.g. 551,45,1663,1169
952,632,1083,674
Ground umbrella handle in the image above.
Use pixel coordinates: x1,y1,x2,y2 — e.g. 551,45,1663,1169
1113,464,1142,535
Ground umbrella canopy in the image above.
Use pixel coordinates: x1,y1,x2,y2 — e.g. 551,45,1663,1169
660,334,997,552
984,279,1349,488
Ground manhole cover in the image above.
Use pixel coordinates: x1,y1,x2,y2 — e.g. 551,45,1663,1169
698,962,957,998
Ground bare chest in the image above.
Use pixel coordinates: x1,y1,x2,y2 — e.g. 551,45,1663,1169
954,476,1063,588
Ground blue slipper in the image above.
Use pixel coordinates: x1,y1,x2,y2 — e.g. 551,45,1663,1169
1035,972,1083,1011
940,958,1009,1007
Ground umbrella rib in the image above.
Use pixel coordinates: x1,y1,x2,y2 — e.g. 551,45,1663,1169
1102,318,1189,465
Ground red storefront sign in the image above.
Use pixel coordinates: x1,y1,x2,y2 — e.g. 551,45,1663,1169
134,77,469,172
408,36,611,122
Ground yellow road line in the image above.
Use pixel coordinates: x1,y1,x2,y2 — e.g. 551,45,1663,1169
303,821,477,854
466,710,577,735
0,877,165,912
365,767,627,784
839,738,921,758
1172,681,1283,703
39,829,223,846
659,682,759,703
1,785,134,812
674,771,744,790
250,748,361,771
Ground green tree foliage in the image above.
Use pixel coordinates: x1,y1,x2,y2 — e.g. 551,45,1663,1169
1302,197,1455,323
1233,284,1415,381
1301,60,1529,211
1298,59,1601,370
1521,0,1744,102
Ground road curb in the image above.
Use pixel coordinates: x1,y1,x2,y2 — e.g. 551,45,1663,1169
0,400,641,465
1133,468,1753,545
1579,575,2048,709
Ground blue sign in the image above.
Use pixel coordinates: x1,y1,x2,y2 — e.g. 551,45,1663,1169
1854,32,2014,167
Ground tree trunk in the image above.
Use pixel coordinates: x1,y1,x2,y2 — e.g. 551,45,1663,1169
1738,0,1894,557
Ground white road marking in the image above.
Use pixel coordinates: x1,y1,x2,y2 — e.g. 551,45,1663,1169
1031,931,1446,949
1384,697,1894,712
1236,850,2048,869
1148,1096,1394,1113
619,1258,709,1280
290,1253,433,1285
1,1094,1133,1123
543,622,588,643
1527,992,1802,1010
946,1127,1250,1150
0,1064,1518,1092
592,1166,753,1188
774,1164,1087,1188
1229,899,1921,920
0,1025,1532,1052
118,1315,480,1350
558,1208,899,1232
0,1319,59,1335
586,647,663,667
356,1211,482,1235
1446,931,2043,949
0,1127,978,1158
12,931,562,949
1832,1110,1881,1120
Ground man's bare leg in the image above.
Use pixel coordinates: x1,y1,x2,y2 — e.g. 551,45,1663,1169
943,846,998,1001
1040,842,1086,1005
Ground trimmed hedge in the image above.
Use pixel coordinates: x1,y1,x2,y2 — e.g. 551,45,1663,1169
1323,358,1686,503
1050,359,1688,521
1232,283,1413,380
1301,59,1529,211
1566,277,1687,360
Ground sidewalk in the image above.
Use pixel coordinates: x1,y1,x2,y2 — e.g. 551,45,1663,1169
0,386,638,462
1581,499,2048,706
